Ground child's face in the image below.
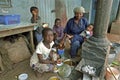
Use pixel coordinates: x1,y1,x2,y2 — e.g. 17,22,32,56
32,9,39,16
55,20,61,27
44,30,54,43
87,25,93,31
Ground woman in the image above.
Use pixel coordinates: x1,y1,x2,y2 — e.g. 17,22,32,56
63,6,88,58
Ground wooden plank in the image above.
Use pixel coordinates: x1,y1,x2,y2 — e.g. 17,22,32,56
29,31,35,52
0,24,36,53
0,55,4,73
0,26,34,38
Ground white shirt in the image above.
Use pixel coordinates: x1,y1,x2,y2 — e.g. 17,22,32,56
30,41,54,66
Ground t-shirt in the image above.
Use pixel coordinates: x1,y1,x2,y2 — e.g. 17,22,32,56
53,25,64,40
30,41,54,66
80,30,93,39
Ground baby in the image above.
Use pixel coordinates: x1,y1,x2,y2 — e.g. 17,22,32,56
80,24,93,39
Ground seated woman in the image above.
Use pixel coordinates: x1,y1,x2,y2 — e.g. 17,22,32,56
62,6,88,58
30,28,57,76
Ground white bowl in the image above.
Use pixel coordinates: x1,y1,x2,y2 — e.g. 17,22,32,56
57,62,63,66
18,73,28,80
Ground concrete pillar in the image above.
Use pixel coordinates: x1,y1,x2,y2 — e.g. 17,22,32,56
81,0,113,79
55,0,67,27
116,2,120,22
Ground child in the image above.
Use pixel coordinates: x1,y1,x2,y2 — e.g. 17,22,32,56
80,24,93,39
53,18,64,45
30,6,41,23
30,6,42,44
30,28,56,74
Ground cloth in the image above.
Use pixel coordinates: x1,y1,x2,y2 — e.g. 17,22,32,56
80,30,93,39
64,17,88,57
53,25,64,41
32,63,54,73
75,59,103,77
73,6,85,13
30,41,54,73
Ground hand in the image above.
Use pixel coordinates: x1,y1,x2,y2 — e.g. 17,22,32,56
67,34,73,39
32,11,38,16
56,59,62,64
50,60,56,64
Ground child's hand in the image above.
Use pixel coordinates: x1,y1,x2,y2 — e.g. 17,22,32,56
67,34,73,39
56,59,62,64
49,51,53,59
32,11,38,16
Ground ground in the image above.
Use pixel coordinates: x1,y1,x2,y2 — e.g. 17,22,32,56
0,43,82,80
0,34,120,80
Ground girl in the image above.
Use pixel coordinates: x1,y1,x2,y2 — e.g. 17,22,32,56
53,18,64,45
30,28,56,75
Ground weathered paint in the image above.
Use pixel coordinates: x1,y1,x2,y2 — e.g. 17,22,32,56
65,0,81,20
55,0,67,27
0,0,119,28
0,0,35,22
39,0,55,28
81,0,92,23
110,0,119,23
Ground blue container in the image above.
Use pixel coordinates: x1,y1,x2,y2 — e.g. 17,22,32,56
0,15,20,25
58,49,64,55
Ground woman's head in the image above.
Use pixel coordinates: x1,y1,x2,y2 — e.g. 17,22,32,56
73,7,85,20
54,18,61,27
42,28,54,43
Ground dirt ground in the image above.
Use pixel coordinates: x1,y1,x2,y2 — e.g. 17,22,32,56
0,58,59,80
1,34,120,80
0,46,82,80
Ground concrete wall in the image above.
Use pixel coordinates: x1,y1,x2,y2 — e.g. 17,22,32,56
0,0,119,27
110,0,119,23
0,0,35,22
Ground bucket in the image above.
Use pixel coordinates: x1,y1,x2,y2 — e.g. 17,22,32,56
106,67,120,80
58,49,64,55
57,49,64,58
18,73,28,80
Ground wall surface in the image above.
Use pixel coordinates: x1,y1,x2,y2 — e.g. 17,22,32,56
0,0,35,22
0,0,119,28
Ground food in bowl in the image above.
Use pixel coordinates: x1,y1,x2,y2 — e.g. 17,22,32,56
48,76,60,80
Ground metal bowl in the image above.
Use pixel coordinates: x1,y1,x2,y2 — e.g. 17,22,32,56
64,59,73,66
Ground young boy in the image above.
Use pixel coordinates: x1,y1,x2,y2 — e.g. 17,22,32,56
30,6,48,44
30,28,56,74
30,6,41,23
53,18,64,45
80,24,93,39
